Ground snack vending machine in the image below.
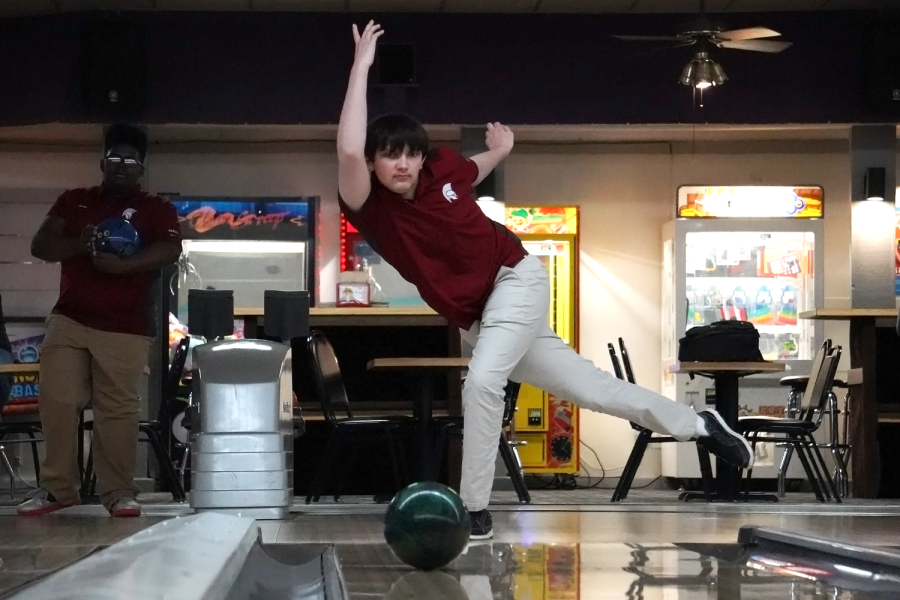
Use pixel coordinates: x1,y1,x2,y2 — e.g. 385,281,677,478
505,206,580,475
661,186,825,481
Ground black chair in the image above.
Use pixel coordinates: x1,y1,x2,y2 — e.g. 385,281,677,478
432,380,532,504
609,338,713,502
0,420,42,499
305,330,413,503
81,336,190,502
739,346,843,503
775,339,836,497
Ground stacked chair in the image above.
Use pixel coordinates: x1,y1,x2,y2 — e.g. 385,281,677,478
608,338,713,502
776,339,851,498
304,330,413,503
739,343,843,503
432,380,531,504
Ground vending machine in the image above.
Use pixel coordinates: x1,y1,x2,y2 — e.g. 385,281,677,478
505,206,580,476
170,197,318,323
661,186,825,480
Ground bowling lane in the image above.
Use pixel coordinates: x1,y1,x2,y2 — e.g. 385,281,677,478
261,510,900,599
226,540,900,600
273,509,900,546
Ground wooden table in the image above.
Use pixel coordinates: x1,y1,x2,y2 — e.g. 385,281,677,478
367,357,469,481
235,306,447,331
800,308,898,498
0,363,40,375
669,361,786,502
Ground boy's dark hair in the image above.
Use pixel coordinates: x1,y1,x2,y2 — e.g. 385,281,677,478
364,114,429,161
104,123,148,161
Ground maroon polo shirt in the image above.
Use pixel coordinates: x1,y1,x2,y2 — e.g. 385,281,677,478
340,147,526,330
47,186,182,336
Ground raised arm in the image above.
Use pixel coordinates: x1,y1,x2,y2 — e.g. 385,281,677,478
337,21,384,212
470,122,514,186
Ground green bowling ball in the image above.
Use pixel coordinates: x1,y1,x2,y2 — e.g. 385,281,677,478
384,482,470,571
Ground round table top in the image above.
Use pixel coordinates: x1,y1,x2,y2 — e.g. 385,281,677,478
669,361,786,376
367,357,470,370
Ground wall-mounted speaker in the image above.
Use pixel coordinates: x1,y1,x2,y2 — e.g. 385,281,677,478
79,18,148,117
375,44,416,86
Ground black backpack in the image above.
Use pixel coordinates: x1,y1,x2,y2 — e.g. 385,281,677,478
678,320,764,362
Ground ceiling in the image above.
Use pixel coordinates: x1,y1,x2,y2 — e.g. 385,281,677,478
0,0,896,17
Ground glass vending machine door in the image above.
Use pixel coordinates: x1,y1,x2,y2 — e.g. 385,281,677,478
521,238,576,347
684,230,816,360
177,240,308,320
513,234,580,474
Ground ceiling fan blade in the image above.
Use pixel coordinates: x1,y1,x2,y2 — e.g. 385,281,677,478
717,27,782,41
718,39,793,53
625,41,698,60
613,35,687,42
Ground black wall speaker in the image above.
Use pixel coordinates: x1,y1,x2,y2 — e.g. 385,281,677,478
863,17,900,111
375,44,416,86
79,18,148,116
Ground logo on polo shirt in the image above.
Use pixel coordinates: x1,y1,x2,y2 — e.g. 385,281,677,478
442,183,458,202
122,208,137,221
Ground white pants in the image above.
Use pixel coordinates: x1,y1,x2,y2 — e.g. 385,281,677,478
459,255,700,511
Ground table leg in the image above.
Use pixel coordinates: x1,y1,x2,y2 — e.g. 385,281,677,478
681,373,744,503
242,316,258,339
416,374,436,481
849,318,880,498
714,373,741,501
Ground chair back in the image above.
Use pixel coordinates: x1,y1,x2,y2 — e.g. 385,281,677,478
801,346,841,423
160,336,191,421
609,340,644,433
618,338,636,384
307,330,351,423
806,339,832,388
608,344,624,380
502,381,522,427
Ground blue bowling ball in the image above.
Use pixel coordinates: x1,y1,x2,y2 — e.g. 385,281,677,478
384,482,470,571
93,218,141,258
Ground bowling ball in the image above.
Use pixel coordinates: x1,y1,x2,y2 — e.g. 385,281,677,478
384,482,470,571
93,218,141,258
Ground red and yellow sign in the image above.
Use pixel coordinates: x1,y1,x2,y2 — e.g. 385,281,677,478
505,206,578,234
678,186,823,219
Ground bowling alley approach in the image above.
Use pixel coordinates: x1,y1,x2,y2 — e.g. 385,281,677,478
4,2,900,599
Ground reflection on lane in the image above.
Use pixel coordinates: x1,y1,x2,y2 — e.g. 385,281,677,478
221,539,900,599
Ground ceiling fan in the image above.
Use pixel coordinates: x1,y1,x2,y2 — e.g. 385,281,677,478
613,0,792,88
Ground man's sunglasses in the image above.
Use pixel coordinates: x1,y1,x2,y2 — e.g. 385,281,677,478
105,156,143,167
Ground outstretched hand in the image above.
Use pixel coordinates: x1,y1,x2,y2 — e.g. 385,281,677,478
485,122,514,156
352,20,384,70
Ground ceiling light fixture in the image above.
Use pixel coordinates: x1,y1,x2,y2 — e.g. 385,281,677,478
679,51,727,89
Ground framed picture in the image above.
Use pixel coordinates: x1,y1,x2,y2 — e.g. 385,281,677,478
336,282,371,307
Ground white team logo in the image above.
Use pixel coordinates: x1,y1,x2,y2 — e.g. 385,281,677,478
122,208,137,220
442,183,458,202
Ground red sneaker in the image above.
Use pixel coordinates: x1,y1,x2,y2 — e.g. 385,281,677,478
17,488,80,516
109,497,142,517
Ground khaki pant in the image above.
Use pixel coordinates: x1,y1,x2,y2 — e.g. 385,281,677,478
458,255,700,511
38,314,151,510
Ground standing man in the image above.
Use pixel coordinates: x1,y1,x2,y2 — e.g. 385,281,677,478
337,22,753,540
18,123,183,517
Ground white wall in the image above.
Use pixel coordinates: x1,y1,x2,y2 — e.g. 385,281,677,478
506,140,854,481
0,136,872,483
